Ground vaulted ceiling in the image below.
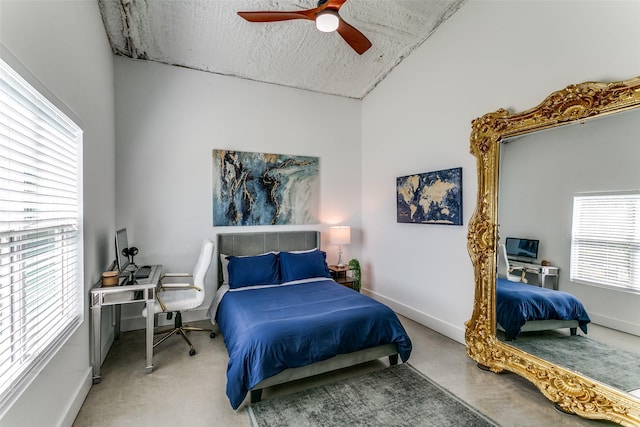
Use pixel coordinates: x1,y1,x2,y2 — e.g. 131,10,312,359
98,0,466,99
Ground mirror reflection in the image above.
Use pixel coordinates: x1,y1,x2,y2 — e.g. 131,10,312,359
495,109,640,398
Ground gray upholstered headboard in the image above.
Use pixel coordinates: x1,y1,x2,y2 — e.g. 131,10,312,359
216,231,320,286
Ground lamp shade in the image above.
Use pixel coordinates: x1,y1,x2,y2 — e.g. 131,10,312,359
316,10,339,32
329,226,351,245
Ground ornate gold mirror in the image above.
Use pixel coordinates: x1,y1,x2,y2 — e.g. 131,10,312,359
465,76,640,425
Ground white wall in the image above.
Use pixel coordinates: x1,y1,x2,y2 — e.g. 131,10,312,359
361,0,640,343
0,1,115,426
113,58,363,329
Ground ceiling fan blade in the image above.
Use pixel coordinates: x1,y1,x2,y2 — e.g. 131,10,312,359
325,0,349,9
237,0,348,23
336,19,372,55
238,10,316,23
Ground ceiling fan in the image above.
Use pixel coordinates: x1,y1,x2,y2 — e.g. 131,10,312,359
237,0,372,55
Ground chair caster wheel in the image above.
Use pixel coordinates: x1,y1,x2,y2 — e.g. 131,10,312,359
189,349,196,356
210,332,217,339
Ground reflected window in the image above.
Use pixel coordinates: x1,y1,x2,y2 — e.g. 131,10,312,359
571,191,640,292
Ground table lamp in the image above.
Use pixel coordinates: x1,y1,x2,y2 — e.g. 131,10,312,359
330,226,351,267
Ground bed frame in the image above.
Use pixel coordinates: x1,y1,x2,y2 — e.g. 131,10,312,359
216,231,399,404
498,320,579,341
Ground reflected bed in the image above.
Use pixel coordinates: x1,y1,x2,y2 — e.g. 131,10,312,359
496,278,591,341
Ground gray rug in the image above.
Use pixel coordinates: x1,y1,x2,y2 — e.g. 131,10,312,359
247,364,497,427
508,332,640,392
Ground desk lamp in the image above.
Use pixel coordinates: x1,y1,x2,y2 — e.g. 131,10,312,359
330,226,351,267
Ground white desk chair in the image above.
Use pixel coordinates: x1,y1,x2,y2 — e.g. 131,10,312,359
498,243,528,283
142,239,216,356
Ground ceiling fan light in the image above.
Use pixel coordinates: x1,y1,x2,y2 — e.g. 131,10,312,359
316,10,339,32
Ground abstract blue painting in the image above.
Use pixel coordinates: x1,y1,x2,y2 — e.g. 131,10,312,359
396,167,462,225
212,150,319,226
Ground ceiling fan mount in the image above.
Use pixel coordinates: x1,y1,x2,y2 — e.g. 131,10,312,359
237,0,372,55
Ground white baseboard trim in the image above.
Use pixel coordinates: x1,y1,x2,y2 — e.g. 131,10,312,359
60,367,92,427
362,288,466,345
118,292,469,346
589,311,640,337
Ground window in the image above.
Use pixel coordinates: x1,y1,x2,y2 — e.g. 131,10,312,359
0,57,83,408
571,192,640,293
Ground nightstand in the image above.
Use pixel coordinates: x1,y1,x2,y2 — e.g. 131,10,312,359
329,265,359,291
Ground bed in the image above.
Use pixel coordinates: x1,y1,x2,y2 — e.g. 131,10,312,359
207,231,412,409
496,278,591,341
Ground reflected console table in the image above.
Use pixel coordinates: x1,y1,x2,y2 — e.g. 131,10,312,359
90,265,162,384
509,261,559,290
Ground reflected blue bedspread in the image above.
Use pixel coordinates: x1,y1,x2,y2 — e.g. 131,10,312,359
496,278,590,339
215,278,412,409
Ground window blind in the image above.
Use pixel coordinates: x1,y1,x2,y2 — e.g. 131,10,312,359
571,192,640,292
0,58,83,407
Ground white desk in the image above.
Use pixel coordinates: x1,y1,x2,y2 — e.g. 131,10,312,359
90,265,162,383
509,260,559,290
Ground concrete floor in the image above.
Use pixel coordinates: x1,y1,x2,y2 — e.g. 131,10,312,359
73,316,615,427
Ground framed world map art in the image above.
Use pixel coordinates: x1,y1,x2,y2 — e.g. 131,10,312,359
212,149,319,226
396,167,462,225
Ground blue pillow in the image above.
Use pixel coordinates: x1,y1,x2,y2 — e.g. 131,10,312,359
227,253,280,289
279,250,331,282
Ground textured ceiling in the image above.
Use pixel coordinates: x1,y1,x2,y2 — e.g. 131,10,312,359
98,0,466,99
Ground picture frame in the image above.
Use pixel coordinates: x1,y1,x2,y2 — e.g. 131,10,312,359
212,150,319,226
396,167,462,225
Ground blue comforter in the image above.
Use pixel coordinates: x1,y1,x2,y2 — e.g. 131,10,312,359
215,278,412,409
496,278,590,339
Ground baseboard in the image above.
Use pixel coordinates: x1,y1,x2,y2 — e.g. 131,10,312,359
362,288,466,345
59,367,92,427
363,289,639,341
118,292,467,346
589,311,640,337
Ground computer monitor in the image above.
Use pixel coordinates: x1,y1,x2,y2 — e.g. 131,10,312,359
115,228,131,274
505,237,539,261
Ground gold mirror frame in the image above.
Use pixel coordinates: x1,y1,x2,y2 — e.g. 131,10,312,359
465,76,640,426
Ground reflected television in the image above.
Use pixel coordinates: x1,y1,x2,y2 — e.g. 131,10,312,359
505,237,539,261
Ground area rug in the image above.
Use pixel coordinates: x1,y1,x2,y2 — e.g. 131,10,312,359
247,364,497,427
508,332,640,392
